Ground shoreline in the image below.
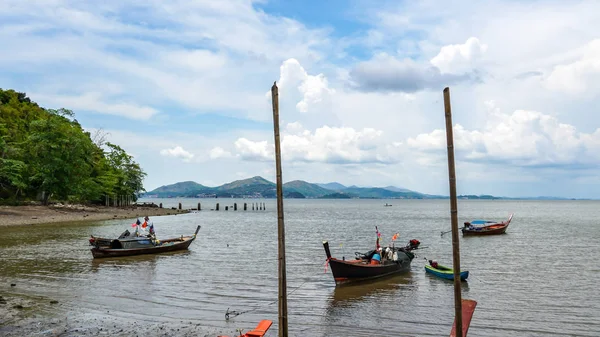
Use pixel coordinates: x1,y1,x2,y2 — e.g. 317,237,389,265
0,204,190,227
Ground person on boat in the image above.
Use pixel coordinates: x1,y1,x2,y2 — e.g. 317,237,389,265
429,260,439,268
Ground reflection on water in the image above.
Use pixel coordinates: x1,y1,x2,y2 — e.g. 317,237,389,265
1,199,600,336
329,273,415,306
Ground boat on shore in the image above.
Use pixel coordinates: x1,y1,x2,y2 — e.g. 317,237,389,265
89,225,200,258
425,261,469,281
323,236,418,285
462,213,513,236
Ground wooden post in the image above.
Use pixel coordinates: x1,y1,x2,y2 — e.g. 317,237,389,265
443,87,463,337
198,202,201,211
178,202,182,210
234,203,237,211
159,203,163,208
272,82,288,336
225,206,228,211
263,202,266,211
252,203,255,210
216,203,219,211
244,203,247,211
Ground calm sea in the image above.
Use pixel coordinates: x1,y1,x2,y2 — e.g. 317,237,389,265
1,199,599,336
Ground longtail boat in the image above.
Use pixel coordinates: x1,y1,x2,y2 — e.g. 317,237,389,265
425,261,469,281
323,236,418,285
218,320,272,337
89,225,200,258
462,213,513,236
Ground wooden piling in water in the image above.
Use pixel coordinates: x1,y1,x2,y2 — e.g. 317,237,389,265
244,203,247,211
159,203,162,208
443,87,463,337
216,203,220,211
234,203,237,211
225,206,229,211
272,82,288,336
252,203,255,210
178,202,182,210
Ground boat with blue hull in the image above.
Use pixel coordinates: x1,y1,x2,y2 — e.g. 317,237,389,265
425,262,469,281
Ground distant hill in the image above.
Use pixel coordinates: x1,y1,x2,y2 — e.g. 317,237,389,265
382,186,414,193
341,187,427,199
146,181,209,198
143,176,581,200
283,180,332,198
316,182,347,191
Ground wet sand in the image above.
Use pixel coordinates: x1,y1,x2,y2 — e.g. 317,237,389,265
0,291,223,336
0,204,190,227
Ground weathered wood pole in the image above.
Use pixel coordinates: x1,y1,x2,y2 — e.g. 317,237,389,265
263,202,266,211
225,206,229,211
178,202,182,210
252,203,255,210
272,82,288,336
216,203,220,211
234,203,237,211
443,87,463,337
244,203,247,211
198,202,201,211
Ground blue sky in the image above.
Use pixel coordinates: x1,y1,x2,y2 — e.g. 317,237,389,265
2,0,600,198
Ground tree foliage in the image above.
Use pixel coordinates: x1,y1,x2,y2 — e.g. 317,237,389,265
0,88,146,204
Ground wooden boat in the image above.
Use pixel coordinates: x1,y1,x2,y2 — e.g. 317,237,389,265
323,240,416,285
450,299,477,337
425,262,469,281
89,225,200,259
462,213,513,236
218,319,272,337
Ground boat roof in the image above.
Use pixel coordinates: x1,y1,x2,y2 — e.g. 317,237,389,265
470,220,494,225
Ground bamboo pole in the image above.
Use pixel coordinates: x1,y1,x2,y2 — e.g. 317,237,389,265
443,87,463,337
271,82,288,337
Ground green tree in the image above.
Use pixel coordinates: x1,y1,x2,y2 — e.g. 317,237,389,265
27,109,97,204
104,142,146,202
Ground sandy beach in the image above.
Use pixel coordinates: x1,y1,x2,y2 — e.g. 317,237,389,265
0,204,190,227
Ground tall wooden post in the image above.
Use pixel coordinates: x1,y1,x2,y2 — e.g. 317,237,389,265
443,87,463,337
272,82,288,336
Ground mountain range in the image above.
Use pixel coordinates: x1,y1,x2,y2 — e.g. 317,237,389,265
143,176,428,199
145,176,553,200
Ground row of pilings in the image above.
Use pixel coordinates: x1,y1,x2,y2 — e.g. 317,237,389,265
157,202,266,211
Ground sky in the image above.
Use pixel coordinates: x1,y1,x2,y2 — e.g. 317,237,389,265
2,0,600,198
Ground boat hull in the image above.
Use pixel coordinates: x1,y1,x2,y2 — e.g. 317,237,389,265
462,224,508,236
328,258,412,284
91,237,195,258
90,226,200,259
462,213,513,236
425,265,469,281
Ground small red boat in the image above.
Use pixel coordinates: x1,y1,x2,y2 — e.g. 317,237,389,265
462,213,513,236
218,320,273,337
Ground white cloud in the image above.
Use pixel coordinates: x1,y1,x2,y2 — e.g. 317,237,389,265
349,53,476,93
407,103,600,168
159,146,195,162
32,92,158,120
272,58,335,113
232,124,404,164
234,138,273,161
430,37,488,74
209,146,232,159
545,39,600,95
